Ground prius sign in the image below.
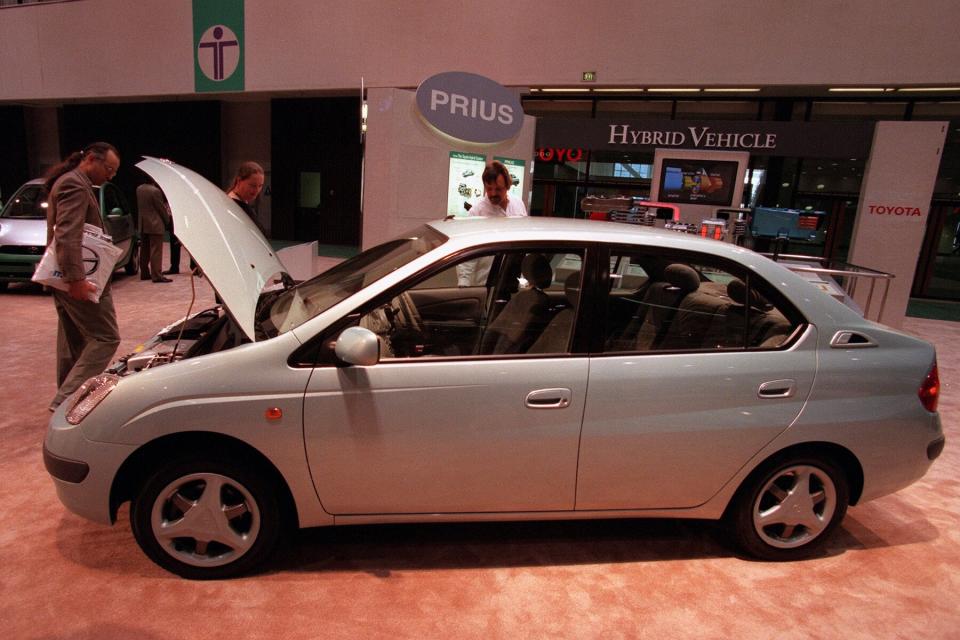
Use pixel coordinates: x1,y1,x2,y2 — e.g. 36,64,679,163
416,72,523,143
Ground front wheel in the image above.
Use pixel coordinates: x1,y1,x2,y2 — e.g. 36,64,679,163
729,455,849,560
130,456,282,579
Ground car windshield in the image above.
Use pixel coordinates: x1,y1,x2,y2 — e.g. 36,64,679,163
0,184,47,219
258,225,447,338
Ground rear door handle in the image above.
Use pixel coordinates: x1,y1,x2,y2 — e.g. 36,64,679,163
525,388,572,409
758,379,796,398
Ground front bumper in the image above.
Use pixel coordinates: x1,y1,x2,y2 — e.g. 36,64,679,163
44,408,137,525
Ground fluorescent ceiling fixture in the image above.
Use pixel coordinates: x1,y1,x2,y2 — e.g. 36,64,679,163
828,87,888,92
647,88,701,93
897,87,960,92
593,88,645,92
703,88,761,93
539,88,591,93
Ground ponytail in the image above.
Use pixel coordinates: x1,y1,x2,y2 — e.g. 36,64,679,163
43,151,83,192
43,141,120,191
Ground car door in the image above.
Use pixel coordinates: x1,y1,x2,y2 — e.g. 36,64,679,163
575,247,816,510
302,247,589,515
98,182,135,264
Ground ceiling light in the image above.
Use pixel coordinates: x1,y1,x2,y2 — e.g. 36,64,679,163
828,87,887,92
896,87,960,92
703,88,761,93
647,88,701,93
593,88,645,93
539,88,592,93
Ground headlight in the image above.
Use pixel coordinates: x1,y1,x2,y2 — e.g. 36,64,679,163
66,373,119,425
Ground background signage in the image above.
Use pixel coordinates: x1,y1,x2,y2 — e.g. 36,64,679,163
416,72,524,144
494,156,526,201
193,0,245,93
536,118,874,158
446,151,487,217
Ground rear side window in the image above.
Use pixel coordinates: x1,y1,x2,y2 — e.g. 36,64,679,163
602,249,801,353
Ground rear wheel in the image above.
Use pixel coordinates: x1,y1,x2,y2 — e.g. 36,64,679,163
730,455,848,560
130,456,282,579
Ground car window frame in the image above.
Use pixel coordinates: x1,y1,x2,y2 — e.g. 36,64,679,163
591,244,808,356
289,240,601,368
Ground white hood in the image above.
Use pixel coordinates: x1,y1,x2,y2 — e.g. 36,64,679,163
136,157,288,341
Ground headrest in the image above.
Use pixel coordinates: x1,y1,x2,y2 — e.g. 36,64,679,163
564,271,581,306
727,278,769,309
664,263,700,293
522,253,553,290
727,278,748,305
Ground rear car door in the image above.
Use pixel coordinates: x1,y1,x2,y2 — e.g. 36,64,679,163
576,247,817,510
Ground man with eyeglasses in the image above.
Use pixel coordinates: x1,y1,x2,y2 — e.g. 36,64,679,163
43,141,123,412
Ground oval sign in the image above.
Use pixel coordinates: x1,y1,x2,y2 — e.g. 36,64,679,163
415,72,523,144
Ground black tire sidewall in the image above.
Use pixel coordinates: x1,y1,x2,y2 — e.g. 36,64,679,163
123,243,140,275
731,455,849,561
130,456,281,579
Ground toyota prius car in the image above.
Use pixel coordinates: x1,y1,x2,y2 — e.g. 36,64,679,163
44,158,944,579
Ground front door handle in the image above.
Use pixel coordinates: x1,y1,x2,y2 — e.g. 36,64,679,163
758,379,796,399
525,388,572,409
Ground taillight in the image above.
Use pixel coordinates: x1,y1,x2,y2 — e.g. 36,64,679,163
918,362,940,413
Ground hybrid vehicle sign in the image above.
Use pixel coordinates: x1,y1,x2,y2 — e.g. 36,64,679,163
416,72,523,143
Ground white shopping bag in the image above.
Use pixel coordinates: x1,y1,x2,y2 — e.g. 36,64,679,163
32,223,124,302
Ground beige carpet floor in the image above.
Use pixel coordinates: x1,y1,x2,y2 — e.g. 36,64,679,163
1,254,958,639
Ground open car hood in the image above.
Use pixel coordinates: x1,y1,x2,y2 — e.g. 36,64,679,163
136,157,288,341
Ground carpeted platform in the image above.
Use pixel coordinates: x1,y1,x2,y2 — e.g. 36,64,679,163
1,252,958,639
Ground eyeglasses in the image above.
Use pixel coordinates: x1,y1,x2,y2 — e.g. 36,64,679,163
99,158,118,177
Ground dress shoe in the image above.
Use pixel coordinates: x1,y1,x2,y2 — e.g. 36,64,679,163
152,277,173,283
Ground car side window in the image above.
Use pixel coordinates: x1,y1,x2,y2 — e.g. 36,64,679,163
603,250,799,353
356,249,584,360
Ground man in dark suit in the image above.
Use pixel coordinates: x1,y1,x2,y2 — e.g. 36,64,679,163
43,142,122,411
136,180,172,282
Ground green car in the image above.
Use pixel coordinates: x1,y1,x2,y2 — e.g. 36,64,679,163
0,179,139,289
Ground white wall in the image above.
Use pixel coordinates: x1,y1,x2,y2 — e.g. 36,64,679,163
2,0,959,101
362,87,535,249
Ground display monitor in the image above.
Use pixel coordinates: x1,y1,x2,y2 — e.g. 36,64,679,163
658,159,738,207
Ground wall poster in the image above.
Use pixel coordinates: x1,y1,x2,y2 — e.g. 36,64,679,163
494,156,526,201
447,151,486,217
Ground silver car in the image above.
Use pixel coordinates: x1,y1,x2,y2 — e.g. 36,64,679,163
43,158,945,579
0,179,139,288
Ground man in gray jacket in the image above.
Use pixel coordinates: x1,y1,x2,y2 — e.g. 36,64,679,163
43,142,122,411
136,180,172,282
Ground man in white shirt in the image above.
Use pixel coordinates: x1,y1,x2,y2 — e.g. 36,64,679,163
458,162,528,286
467,161,527,218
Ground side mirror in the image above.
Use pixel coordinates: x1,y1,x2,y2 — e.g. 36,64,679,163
334,326,380,366
107,207,124,218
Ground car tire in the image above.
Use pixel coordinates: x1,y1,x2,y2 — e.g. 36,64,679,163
729,454,849,560
130,455,282,579
124,243,140,275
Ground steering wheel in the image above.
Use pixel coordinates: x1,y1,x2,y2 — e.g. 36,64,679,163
391,292,424,335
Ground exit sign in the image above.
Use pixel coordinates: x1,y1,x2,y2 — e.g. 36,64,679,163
582,71,596,82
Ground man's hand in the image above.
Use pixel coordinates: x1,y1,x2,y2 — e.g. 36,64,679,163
67,279,97,301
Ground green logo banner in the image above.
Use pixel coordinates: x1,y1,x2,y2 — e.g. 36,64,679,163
193,0,245,93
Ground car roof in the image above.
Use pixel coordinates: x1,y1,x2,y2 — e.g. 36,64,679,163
429,216,752,260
